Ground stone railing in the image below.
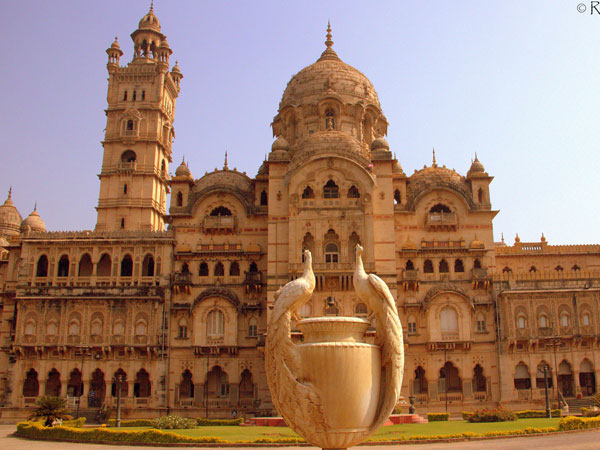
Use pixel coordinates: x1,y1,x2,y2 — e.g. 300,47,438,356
426,212,458,231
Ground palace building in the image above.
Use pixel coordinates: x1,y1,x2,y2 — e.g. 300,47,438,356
0,7,599,421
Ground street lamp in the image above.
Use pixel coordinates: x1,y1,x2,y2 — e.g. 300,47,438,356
115,374,123,428
548,335,561,409
75,347,91,419
543,365,551,418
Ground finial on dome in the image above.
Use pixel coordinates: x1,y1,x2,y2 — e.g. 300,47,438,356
432,148,437,167
515,233,520,243
8,186,12,200
325,20,333,49
149,0,154,12
501,232,505,243
224,151,228,170
34,202,37,212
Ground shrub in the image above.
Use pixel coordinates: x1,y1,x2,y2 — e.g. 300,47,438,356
427,413,449,422
28,396,72,426
515,409,561,418
196,417,244,426
467,406,516,423
61,417,86,428
461,411,474,420
107,419,155,427
582,407,600,417
559,416,600,431
152,415,197,429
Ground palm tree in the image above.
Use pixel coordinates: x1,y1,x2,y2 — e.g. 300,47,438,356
29,396,72,427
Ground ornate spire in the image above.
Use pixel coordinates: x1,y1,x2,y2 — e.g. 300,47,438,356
325,20,333,49
318,20,339,62
149,0,154,12
432,148,437,167
34,202,37,212
7,186,12,200
501,232,505,243
224,151,228,170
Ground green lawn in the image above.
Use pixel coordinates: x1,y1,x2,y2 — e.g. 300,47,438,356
108,418,562,442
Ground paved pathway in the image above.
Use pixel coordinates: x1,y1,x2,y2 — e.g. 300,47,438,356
3,425,600,449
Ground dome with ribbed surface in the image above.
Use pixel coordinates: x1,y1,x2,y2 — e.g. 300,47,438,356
20,207,46,233
138,5,160,32
0,189,22,237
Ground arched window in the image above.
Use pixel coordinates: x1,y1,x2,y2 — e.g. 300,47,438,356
430,203,451,213
178,318,188,339
260,190,268,205
439,259,449,273
514,363,531,390
68,319,80,336
474,259,482,269
214,262,224,277
36,255,48,277
582,312,591,326
180,370,194,399
249,261,258,273
325,108,335,129
539,314,548,328
46,321,58,336
67,369,83,397
207,366,229,398
91,317,103,336
182,262,189,274
111,369,128,397
123,91,128,101
394,189,401,205
414,366,427,394
160,160,166,178
325,243,339,263
502,266,512,274
440,307,458,337
555,265,564,272
439,362,462,392
134,369,151,398
123,183,128,195
229,262,240,276
121,150,136,163
24,319,36,336
176,191,183,207
45,368,61,397
302,186,315,199
355,303,368,318
423,259,434,273
407,315,417,334
142,254,154,277
477,188,484,203
239,369,254,400
135,319,147,336
207,310,224,337
78,253,93,277
199,262,208,276
120,218,125,229
323,180,339,199
516,315,527,330
23,369,39,397
560,313,570,328
302,233,315,259
89,369,106,407
476,314,486,332
57,255,69,277
210,206,231,216
97,253,111,277
120,255,133,277
473,364,486,392
405,260,415,271
347,185,360,198
529,265,537,273
248,317,258,337
454,259,464,273
113,319,124,336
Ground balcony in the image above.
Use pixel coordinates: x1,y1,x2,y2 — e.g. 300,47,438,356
538,327,554,337
172,272,192,286
472,268,490,279
402,269,419,281
118,161,137,174
203,216,236,234
426,212,458,231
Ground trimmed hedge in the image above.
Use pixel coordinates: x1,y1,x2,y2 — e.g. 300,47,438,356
515,409,562,418
427,413,449,422
61,418,86,428
153,415,196,429
107,419,154,427
559,416,600,431
462,411,474,420
467,407,516,423
196,417,244,426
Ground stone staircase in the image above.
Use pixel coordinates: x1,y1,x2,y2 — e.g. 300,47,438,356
74,407,102,424
565,397,595,414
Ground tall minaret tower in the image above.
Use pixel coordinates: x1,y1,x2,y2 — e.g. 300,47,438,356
96,5,183,231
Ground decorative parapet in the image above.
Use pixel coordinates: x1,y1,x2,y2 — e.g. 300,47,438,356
493,269,600,282
22,229,174,241
496,243,600,255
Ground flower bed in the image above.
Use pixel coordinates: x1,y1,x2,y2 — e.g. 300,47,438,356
559,416,600,430
467,407,516,423
426,413,449,421
196,417,244,426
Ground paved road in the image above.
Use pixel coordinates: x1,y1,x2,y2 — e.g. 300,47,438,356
3,425,600,449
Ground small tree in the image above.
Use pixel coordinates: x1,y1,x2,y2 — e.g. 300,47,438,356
29,396,72,427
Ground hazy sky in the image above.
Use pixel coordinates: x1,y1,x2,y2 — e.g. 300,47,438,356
1,1,598,244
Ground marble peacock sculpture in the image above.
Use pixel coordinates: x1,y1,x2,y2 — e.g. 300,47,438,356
265,249,327,440
353,243,404,432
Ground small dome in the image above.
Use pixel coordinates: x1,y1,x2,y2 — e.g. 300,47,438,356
138,7,161,32
175,159,191,178
370,137,389,151
393,160,404,174
20,207,45,233
0,189,22,237
470,237,485,249
172,61,181,73
257,160,269,176
111,37,121,50
271,136,290,152
467,155,485,176
160,39,170,49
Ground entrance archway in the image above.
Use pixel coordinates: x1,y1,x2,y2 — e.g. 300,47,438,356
414,366,428,394
580,359,596,396
439,362,462,393
45,368,61,397
558,360,574,397
67,368,83,397
89,369,106,407
473,364,486,392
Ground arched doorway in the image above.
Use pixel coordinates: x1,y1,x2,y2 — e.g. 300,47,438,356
239,369,254,406
111,369,128,397
206,366,229,403
23,369,39,397
472,364,486,393
45,368,61,397
514,362,531,390
558,360,574,397
439,362,462,394
67,368,83,397
89,369,106,407
134,369,151,398
413,366,428,395
180,370,194,399
580,359,596,396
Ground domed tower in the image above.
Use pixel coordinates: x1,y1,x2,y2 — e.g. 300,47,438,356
266,24,397,313
96,5,183,231
0,188,22,237
20,205,46,234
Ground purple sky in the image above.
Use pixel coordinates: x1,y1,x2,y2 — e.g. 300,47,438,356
1,1,599,244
